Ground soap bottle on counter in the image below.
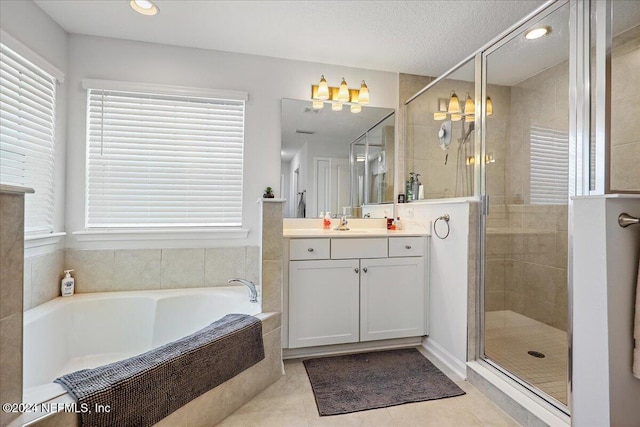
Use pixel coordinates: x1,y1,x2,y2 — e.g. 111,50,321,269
323,212,332,230
413,174,421,200
61,270,75,297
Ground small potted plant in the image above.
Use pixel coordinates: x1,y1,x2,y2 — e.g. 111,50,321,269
263,186,275,198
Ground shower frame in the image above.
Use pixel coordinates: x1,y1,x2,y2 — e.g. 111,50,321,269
402,0,617,418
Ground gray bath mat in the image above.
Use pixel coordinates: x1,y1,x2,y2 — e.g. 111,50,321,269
303,348,465,416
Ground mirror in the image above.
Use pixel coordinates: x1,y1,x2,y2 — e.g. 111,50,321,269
281,98,395,218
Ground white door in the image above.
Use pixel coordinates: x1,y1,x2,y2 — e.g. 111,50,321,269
289,259,360,348
360,257,426,341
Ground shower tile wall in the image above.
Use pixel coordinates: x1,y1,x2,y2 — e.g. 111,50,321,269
486,59,569,331
611,24,640,192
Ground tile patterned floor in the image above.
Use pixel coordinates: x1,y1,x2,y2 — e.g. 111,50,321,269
217,348,521,426
485,310,568,405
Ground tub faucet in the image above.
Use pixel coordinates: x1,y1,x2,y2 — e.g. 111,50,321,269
335,215,350,231
228,279,258,303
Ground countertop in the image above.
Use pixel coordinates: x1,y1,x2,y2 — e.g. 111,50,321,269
283,228,430,238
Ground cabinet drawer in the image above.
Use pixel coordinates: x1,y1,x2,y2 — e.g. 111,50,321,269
290,239,330,260
331,238,388,259
389,237,424,257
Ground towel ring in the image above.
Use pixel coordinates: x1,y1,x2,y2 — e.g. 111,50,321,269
434,214,450,240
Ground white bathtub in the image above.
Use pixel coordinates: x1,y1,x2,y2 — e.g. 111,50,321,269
23,286,261,403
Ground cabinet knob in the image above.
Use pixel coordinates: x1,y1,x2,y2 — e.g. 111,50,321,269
307,248,314,252
363,267,368,273
405,245,412,249
354,268,359,273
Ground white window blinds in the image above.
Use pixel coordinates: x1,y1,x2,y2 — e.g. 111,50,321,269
86,87,245,228
0,43,56,234
529,126,569,205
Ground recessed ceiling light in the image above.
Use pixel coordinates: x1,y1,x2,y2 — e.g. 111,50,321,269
130,0,159,16
525,26,551,40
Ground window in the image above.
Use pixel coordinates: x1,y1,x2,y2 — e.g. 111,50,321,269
529,126,570,204
85,83,245,228
0,42,57,234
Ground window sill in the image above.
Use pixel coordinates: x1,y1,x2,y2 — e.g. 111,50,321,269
24,232,66,257
72,228,250,242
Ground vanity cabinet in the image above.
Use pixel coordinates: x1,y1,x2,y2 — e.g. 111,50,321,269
287,236,428,349
288,259,360,348
360,257,425,341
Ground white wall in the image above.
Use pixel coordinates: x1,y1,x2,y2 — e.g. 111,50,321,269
0,0,68,235
64,34,397,248
573,195,640,426
397,200,470,377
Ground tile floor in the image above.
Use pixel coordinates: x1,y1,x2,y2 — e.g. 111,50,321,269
485,310,568,405
217,348,521,426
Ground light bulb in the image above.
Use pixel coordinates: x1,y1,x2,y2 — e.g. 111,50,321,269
359,81,369,105
448,91,461,114
464,93,475,116
338,78,349,103
332,101,343,111
317,75,329,100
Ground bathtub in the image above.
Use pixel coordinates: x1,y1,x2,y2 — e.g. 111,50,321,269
21,287,282,426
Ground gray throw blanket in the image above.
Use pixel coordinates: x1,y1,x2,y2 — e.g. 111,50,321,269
55,313,264,427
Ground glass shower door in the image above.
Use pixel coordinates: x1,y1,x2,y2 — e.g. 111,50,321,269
481,1,570,408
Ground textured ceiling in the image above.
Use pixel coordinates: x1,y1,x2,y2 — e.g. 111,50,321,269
34,0,547,77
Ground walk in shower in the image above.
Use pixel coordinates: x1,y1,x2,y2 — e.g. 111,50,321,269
404,0,640,415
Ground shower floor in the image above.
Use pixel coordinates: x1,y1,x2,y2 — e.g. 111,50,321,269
485,310,568,405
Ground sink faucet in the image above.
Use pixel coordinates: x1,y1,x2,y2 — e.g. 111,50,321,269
228,279,258,303
335,215,350,231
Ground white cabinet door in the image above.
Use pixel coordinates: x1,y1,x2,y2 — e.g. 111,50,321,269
360,257,426,341
289,259,360,348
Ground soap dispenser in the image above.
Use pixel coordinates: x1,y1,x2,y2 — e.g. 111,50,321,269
323,212,332,230
61,270,75,297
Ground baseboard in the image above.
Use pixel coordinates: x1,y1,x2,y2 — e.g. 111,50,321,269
421,337,467,380
282,337,422,360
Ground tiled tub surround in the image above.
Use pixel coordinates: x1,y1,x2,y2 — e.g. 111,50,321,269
64,246,261,294
23,250,64,311
21,287,281,427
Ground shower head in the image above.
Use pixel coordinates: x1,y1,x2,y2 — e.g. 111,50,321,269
459,122,475,145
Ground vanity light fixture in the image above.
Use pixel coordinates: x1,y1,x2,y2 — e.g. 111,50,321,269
434,92,486,121
311,76,370,113
447,91,461,114
129,0,159,15
525,26,551,40
317,75,330,100
338,78,350,102
359,81,369,105
464,93,475,116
